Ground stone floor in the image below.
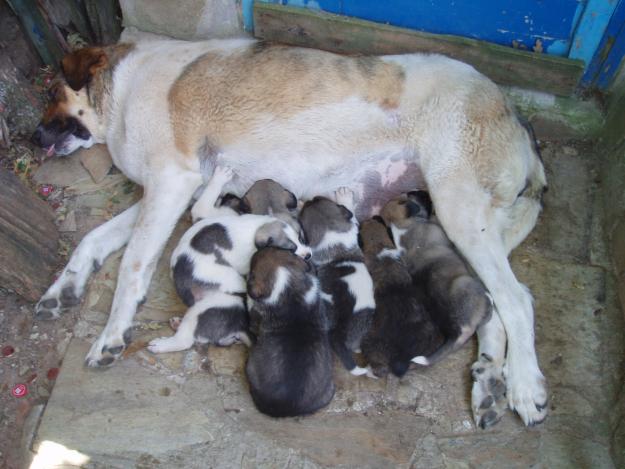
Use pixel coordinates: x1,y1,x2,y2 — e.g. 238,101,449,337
26,141,624,468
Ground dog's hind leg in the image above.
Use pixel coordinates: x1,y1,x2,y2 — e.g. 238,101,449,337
148,302,206,354
330,330,367,376
35,202,141,319
430,178,547,427
85,168,203,367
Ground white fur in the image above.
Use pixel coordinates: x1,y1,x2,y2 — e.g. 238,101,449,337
314,224,359,254
264,267,290,305
336,261,375,312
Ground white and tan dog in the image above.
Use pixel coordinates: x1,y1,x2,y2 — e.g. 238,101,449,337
31,37,547,426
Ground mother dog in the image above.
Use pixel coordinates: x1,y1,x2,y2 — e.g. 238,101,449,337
31,37,547,427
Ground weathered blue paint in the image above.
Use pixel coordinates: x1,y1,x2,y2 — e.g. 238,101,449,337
242,0,255,31
581,0,625,87
568,0,620,63
258,0,584,56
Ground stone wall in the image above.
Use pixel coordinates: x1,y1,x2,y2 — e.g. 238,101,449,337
599,59,625,469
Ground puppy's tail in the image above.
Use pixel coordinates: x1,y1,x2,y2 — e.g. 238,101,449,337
411,337,461,367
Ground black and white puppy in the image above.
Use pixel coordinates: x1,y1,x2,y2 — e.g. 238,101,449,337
359,218,443,377
148,167,311,354
298,188,375,376
245,247,335,417
380,191,493,366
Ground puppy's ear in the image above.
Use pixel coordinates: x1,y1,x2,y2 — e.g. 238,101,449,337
220,193,242,212
283,189,298,210
357,232,364,249
372,215,386,226
247,276,271,300
407,190,433,217
255,235,273,249
61,47,108,91
239,196,251,214
339,205,353,221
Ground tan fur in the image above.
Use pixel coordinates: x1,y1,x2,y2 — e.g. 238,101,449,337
168,44,405,156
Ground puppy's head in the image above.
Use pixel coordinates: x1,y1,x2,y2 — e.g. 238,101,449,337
380,191,432,228
254,220,312,260
298,196,354,248
247,247,313,302
241,179,298,214
358,218,395,254
31,47,110,156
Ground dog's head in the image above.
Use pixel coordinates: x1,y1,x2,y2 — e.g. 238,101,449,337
31,48,111,156
298,196,355,249
380,190,432,228
358,217,395,255
247,247,314,302
254,220,311,260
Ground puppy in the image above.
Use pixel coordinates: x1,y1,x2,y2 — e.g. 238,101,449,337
359,218,443,378
245,247,335,417
148,167,311,354
380,191,493,366
298,188,375,375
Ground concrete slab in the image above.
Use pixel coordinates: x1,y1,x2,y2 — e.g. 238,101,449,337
29,139,622,468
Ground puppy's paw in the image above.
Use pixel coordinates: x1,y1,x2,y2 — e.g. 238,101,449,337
505,360,548,426
35,284,81,320
334,187,354,206
212,165,235,184
350,366,369,376
84,327,132,368
147,335,192,354
169,316,182,331
471,354,508,429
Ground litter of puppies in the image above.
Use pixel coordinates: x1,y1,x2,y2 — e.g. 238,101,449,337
147,166,495,418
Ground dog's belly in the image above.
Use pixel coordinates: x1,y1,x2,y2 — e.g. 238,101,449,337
224,150,425,220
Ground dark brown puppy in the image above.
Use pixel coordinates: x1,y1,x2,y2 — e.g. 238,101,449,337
359,218,442,377
380,191,493,366
246,247,334,417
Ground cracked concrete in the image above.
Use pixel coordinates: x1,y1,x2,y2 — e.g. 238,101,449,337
27,141,624,468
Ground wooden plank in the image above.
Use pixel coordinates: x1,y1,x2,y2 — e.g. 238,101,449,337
84,0,122,45
5,0,65,67
253,3,585,96
0,170,59,302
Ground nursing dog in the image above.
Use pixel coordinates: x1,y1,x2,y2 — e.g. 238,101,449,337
246,247,334,417
31,37,547,426
380,191,493,366
148,167,310,354
359,218,443,378
298,188,375,375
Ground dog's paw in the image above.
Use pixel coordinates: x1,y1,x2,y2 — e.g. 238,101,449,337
334,187,354,206
471,354,508,429
35,284,81,320
505,361,548,426
350,366,369,376
147,337,175,354
212,165,235,184
84,327,132,368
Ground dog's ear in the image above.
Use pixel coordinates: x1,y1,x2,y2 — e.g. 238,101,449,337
407,190,433,217
283,189,298,210
247,274,271,300
219,193,242,212
357,232,364,249
61,47,108,91
339,204,353,221
239,195,251,214
372,215,386,226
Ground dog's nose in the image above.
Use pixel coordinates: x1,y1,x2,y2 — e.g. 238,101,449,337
304,252,312,260
31,125,43,146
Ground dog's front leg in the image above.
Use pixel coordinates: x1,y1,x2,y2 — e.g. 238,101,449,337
36,202,141,319
85,169,203,367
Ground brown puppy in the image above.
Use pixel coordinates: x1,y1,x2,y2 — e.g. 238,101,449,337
359,218,442,377
380,191,493,366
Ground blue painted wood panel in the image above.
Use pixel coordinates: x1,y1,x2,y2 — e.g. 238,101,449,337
261,0,585,55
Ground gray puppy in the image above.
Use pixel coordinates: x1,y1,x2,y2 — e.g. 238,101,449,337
298,188,375,376
380,191,493,366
